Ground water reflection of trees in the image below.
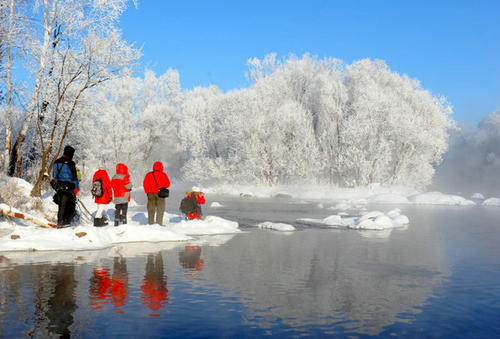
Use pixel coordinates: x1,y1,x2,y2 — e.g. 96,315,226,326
197,224,449,335
141,253,168,316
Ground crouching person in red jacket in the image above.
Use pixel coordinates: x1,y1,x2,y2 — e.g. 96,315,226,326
111,163,132,226
143,161,170,226
183,186,205,220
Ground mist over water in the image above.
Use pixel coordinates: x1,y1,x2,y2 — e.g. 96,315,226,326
433,111,500,197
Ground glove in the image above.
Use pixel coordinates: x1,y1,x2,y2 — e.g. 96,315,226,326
73,188,79,196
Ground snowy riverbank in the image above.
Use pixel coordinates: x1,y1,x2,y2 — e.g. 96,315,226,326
206,183,500,207
1,177,500,252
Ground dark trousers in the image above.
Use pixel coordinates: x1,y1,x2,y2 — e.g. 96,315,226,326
57,190,76,226
115,203,128,225
147,193,165,225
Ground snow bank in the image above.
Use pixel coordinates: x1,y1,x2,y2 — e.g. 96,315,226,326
206,184,418,202
482,197,500,206
206,183,483,207
167,215,240,236
407,192,475,206
256,221,295,232
0,213,240,252
0,176,240,252
298,208,409,231
0,223,191,252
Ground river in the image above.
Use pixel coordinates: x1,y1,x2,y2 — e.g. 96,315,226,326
0,192,499,338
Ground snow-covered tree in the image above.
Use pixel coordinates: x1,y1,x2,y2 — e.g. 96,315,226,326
343,59,452,188
136,68,183,175
26,0,140,196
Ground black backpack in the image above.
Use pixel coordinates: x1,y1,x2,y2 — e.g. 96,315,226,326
91,178,103,197
180,196,196,214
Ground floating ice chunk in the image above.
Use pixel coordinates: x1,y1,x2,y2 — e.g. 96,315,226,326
471,193,485,200
393,215,410,225
348,209,409,230
482,197,500,206
257,222,295,232
210,202,223,208
322,215,345,226
387,208,402,218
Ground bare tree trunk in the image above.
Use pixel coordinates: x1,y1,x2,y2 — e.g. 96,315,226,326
8,0,57,177
3,0,15,174
31,87,86,197
264,146,274,186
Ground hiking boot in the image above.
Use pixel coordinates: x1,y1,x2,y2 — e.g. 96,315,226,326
114,219,119,227
94,217,108,227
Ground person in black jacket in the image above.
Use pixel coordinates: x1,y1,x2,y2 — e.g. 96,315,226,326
52,145,79,227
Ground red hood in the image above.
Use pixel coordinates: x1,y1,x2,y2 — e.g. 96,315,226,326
95,169,108,176
153,161,163,172
116,163,129,175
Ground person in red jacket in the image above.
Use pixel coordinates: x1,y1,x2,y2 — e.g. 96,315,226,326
92,166,112,226
111,163,132,226
185,186,205,220
143,161,170,226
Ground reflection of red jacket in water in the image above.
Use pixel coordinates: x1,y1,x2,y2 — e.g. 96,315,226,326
89,265,128,313
179,246,204,271
141,254,168,316
187,194,205,220
89,267,112,310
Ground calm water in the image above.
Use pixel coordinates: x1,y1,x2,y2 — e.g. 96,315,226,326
1,194,500,338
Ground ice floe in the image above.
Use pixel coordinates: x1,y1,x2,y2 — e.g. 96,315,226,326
256,221,295,232
298,208,409,230
482,197,500,206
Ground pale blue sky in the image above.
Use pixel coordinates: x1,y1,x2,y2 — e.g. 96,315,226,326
119,0,499,124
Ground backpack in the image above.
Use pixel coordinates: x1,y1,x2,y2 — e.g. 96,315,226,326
180,196,196,214
91,178,103,197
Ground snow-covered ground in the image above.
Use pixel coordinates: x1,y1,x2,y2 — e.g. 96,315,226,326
0,177,240,252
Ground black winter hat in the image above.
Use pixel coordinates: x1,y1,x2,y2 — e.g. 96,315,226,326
63,145,75,160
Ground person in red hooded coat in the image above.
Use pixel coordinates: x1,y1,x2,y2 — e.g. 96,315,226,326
143,161,170,225
92,166,112,226
183,186,205,220
111,163,132,226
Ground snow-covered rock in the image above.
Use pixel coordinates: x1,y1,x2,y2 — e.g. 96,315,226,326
298,208,409,231
471,193,485,200
257,222,295,232
482,197,500,206
347,209,409,230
